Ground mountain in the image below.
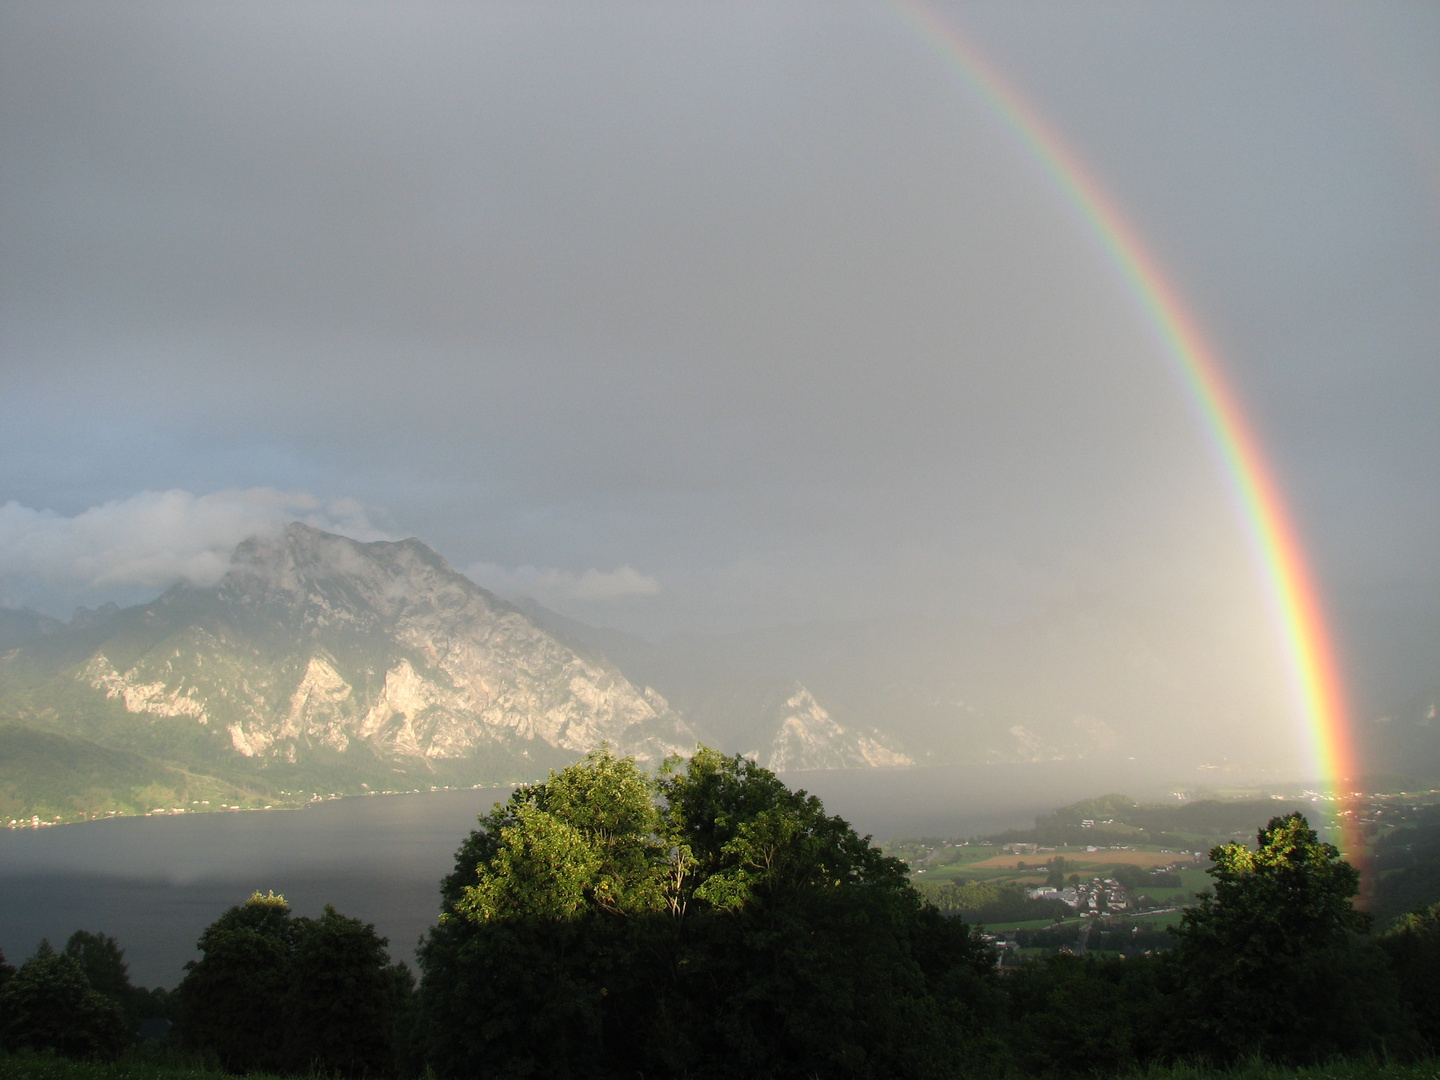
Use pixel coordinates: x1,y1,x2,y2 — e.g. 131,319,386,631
511,602,920,771
0,606,65,650
464,596,1440,783
512,600,1158,771
9,521,1357,825
518,602,1218,771
760,683,914,771
0,524,696,819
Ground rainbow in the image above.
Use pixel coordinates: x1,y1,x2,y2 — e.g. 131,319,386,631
889,2,1361,850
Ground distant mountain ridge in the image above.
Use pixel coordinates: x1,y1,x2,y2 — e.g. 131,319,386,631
761,683,913,771
0,525,700,819
2,524,931,824
11,521,1420,826
514,601,1169,770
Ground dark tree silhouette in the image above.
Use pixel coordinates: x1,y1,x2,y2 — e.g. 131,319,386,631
0,940,129,1060
178,890,409,1076
285,905,413,1077
1167,813,1403,1062
177,890,296,1071
1378,901,1440,1054
62,930,142,1028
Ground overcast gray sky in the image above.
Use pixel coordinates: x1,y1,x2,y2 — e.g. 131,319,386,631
2,2,1436,728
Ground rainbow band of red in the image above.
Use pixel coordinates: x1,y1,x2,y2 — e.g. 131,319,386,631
890,1,1359,848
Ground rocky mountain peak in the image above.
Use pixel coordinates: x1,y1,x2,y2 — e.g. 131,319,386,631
220,524,484,623
10,524,696,785
765,681,913,772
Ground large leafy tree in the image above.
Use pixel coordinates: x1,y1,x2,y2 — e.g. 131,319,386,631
1167,812,1402,1062
421,750,674,1078
286,905,414,1077
178,890,297,1071
419,746,998,1080
655,749,983,1078
0,940,129,1060
178,890,410,1077
1174,812,1367,951
62,930,147,1029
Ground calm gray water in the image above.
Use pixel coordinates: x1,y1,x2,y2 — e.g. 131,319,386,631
0,760,1169,987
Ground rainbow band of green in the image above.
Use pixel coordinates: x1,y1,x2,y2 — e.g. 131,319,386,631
890,1,1358,838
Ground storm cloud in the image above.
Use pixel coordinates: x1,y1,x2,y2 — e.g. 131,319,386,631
0,489,390,605
1,1,1435,754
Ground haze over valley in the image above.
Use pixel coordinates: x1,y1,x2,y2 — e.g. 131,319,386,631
3,521,1437,832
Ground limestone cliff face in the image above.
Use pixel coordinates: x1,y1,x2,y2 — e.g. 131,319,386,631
69,524,693,772
83,653,211,722
764,683,913,771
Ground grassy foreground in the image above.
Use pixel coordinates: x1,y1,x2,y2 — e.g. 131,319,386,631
0,1055,285,1080
4,1053,1439,1080
1123,1064,1440,1080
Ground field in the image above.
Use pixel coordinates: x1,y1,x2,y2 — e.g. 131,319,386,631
1121,1065,1440,1080
965,850,1195,870
901,839,1217,945
1147,866,1213,905
904,843,1212,897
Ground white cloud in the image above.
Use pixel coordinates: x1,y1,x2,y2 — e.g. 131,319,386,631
0,489,391,592
466,561,661,602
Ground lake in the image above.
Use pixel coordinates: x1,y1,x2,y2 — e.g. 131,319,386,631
0,759,1172,987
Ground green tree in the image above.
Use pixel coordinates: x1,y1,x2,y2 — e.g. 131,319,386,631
421,749,668,1078
178,890,407,1076
1377,902,1440,1053
286,905,413,1077
0,941,129,1060
63,931,137,1028
657,749,955,1078
1167,812,1402,1063
1109,864,1149,893
419,746,1000,1080
177,890,296,1071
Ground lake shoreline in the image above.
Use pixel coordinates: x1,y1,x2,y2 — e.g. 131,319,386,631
4,781,527,831
6,756,1315,833
0,760,1316,987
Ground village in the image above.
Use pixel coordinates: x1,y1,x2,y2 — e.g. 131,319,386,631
881,827,1215,960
